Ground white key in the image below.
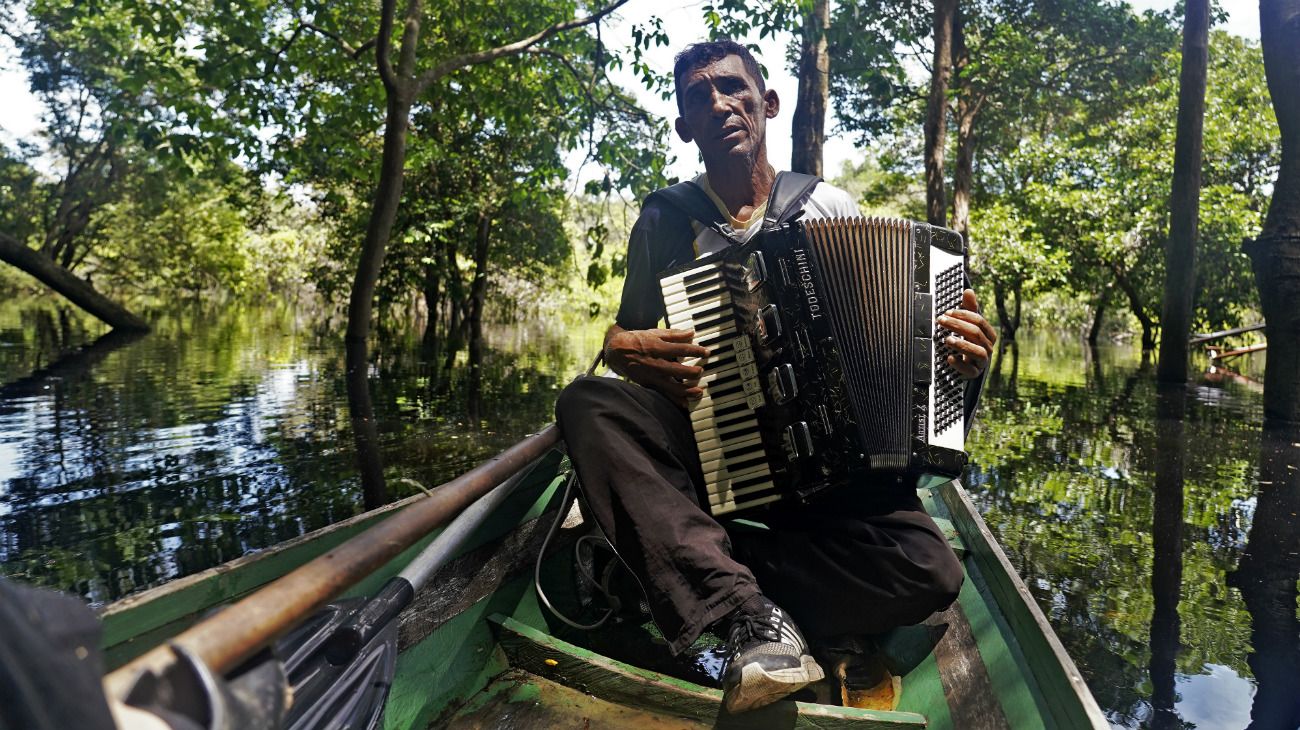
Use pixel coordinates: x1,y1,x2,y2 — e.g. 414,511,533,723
710,491,782,515
709,479,779,505
663,287,730,311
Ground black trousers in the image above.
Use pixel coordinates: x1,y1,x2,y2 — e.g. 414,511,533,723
556,375,964,655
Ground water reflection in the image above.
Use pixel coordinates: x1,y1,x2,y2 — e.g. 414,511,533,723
1149,388,1186,730
1231,423,1300,729
0,302,602,604
965,336,1266,729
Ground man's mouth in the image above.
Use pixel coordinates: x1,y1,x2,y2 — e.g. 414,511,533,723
717,126,745,141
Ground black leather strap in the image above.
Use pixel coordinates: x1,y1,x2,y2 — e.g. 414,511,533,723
645,171,825,245
762,171,822,231
643,181,731,239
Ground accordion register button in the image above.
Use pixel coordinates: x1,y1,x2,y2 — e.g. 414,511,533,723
757,304,782,345
743,251,767,291
768,363,798,404
782,422,814,460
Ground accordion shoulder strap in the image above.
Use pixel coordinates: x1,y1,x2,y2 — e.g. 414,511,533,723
643,181,731,240
762,171,822,231
644,171,825,244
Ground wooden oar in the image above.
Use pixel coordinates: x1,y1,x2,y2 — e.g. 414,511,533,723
104,423,561,702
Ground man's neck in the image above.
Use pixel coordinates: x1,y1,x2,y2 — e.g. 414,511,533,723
702,149,775,222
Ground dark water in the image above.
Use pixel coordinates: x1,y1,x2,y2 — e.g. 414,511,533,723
0,301,1293,728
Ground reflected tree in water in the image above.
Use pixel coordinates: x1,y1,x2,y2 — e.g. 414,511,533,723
1149,387,1187,730
1230,424,1300,730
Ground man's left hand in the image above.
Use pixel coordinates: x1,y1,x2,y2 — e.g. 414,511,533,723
937,289,997,379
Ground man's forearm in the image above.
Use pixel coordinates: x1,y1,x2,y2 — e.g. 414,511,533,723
603,324,629,377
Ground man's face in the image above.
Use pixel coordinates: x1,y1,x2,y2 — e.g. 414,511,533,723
674,54,779,165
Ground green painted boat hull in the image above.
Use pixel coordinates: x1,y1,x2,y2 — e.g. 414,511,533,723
101,453,1107,729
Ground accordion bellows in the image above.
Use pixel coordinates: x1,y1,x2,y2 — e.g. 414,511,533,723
659,216,969,516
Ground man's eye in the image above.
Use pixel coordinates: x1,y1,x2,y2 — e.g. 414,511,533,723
719,79,746,95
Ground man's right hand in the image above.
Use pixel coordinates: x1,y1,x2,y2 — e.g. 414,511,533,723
605,327,710,406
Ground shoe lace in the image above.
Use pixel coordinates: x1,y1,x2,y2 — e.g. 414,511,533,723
727,608,782,650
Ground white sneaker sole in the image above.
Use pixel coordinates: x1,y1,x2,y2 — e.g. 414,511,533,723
723,655,825,713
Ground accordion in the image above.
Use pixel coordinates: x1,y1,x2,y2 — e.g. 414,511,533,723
659,216,969,516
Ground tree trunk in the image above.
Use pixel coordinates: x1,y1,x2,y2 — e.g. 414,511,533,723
466,212,491,427
421,245,441,352
0,231,149,332
439,235,466,388
346,91,414,346
1246,0,1300,423
344,92,411,503
1012,281,1022,336
923,0,957,227
1157,0,1209,384
1111,262,1158,351
992,280,1018,342
1088,285,1111,346
950,7,977,238
791,0,830,177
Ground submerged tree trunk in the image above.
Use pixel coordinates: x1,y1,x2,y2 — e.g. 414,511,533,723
0,232,149,332
1246,0,1300,423
1157,0,1210,384
923,0,957,227
791,0,829,177
345,337,388,510
466,212,491,427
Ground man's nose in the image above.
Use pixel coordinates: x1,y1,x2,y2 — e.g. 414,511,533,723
708,88,730,116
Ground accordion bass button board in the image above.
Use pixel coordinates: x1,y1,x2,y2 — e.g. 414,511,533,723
659,216,970,517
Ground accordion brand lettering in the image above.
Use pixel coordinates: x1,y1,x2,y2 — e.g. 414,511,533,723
793,249,821,319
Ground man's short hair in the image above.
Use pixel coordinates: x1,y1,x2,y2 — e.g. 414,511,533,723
672,40,765,114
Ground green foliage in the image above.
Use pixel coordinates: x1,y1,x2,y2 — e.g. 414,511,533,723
833,1,1274,339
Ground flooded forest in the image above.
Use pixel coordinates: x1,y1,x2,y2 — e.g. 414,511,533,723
1,0,1298,727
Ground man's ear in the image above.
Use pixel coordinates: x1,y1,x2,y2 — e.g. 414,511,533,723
764,89,780,119
675,116,694,143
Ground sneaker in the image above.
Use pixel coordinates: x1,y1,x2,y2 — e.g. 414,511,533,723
720,596,825,713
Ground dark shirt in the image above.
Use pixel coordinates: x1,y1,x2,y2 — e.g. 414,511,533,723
614,200,697,331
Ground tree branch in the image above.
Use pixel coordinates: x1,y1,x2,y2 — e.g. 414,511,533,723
376,0,400,90
302,23,375,59
414,0,629,94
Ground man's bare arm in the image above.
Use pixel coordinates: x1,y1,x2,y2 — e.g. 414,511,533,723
603,324,709,404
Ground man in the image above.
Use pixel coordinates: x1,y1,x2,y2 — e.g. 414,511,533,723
556,40,996,713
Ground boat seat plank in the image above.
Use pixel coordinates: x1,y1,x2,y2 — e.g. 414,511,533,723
446,668,712,728
489,614,928,729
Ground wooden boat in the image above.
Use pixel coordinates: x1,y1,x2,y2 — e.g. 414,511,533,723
100,447,1108,729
